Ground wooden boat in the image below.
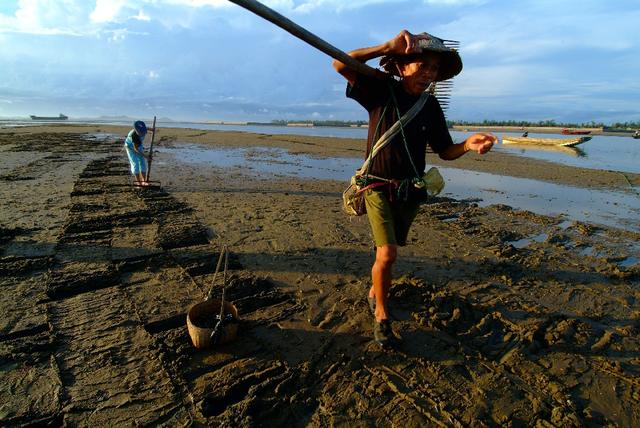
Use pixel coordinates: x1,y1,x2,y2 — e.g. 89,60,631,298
502,135,591,147
561,128,591,135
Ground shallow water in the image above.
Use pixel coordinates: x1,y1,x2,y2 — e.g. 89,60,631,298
485,132,640,175
3,120,638,174
162,145,640,232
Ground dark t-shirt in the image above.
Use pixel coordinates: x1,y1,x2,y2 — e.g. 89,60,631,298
347,74,453,180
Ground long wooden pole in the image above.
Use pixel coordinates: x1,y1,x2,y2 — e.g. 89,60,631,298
227,0,380,78
145,115,157,182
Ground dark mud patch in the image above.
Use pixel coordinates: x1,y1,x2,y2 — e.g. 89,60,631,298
0,255,52,276
0,226,26,244
45,264,120,300
156,217,210,250
63,210,153,234
0,327,53,365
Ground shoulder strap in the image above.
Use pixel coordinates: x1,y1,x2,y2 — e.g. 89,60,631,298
359,82,433,175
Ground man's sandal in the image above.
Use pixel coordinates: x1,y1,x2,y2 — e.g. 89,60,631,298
373,319,396,349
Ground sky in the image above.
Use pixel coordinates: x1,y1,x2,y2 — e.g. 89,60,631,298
0,0,639,124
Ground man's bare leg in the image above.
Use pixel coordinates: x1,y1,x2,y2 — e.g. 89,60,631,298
369,244,397,322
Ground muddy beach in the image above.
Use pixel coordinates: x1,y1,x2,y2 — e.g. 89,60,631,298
1,125,639,427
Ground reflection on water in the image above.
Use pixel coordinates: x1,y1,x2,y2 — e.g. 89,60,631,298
162,146,361,180
441,167,640,232
507,233,548,249
619,256,639,268
163,144,640,232
502,144,587,158
489,132,640,174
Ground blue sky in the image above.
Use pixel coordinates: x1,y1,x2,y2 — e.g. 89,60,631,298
1,0,638,124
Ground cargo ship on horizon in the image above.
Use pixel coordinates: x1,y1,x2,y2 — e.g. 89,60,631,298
30,113,68,121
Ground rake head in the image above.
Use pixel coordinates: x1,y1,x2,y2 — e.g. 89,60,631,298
430,39,460,117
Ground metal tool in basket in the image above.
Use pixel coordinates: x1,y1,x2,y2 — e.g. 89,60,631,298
209,245,231,345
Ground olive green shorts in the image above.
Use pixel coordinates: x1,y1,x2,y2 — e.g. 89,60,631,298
364,189,421,247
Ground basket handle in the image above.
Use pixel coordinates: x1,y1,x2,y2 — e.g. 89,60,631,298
206,245,228,301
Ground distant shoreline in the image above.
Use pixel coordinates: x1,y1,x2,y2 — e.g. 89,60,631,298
0,119,636,137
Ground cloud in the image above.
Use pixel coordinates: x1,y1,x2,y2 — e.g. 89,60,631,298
0,0,87,35
454,64,545,98
440,2,640,63
292,0,403,14
133,10,151,21
90,0,127,24
162,0,232,8
1,0,638,124
423,0,486,4
0,0,154,35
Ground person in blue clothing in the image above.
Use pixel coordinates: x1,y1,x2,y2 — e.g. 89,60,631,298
124,120,154,186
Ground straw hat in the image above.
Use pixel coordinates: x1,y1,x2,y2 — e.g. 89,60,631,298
380,32,462,82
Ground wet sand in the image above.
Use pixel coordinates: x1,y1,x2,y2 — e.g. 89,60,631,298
1,125,639,426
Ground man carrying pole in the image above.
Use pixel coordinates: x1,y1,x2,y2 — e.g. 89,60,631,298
333,30,497,348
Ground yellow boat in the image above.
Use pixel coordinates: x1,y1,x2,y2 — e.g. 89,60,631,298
502,135,591,147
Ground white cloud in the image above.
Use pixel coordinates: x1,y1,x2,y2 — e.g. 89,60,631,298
162,0,231,7
0,0,87,35
90,0,127,23
108,28,127,41
293,0,402,14
439,3,640,62
0,0,153,35
133,10,150,21
454,64,552,98
423,0,486,4
148,70,160,79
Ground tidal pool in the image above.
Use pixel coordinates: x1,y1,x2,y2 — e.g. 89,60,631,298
162,145,640,232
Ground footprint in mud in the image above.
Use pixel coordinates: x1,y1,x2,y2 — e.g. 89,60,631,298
528,315,615,355
389,276,436,303
307,296,342,330
411,290,524,360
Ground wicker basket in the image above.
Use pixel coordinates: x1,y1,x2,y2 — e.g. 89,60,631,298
186,298,239,349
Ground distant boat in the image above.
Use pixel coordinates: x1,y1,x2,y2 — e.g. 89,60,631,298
502,135,592,147
634,131,640,139
561,128,591,135
30,113,68,121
